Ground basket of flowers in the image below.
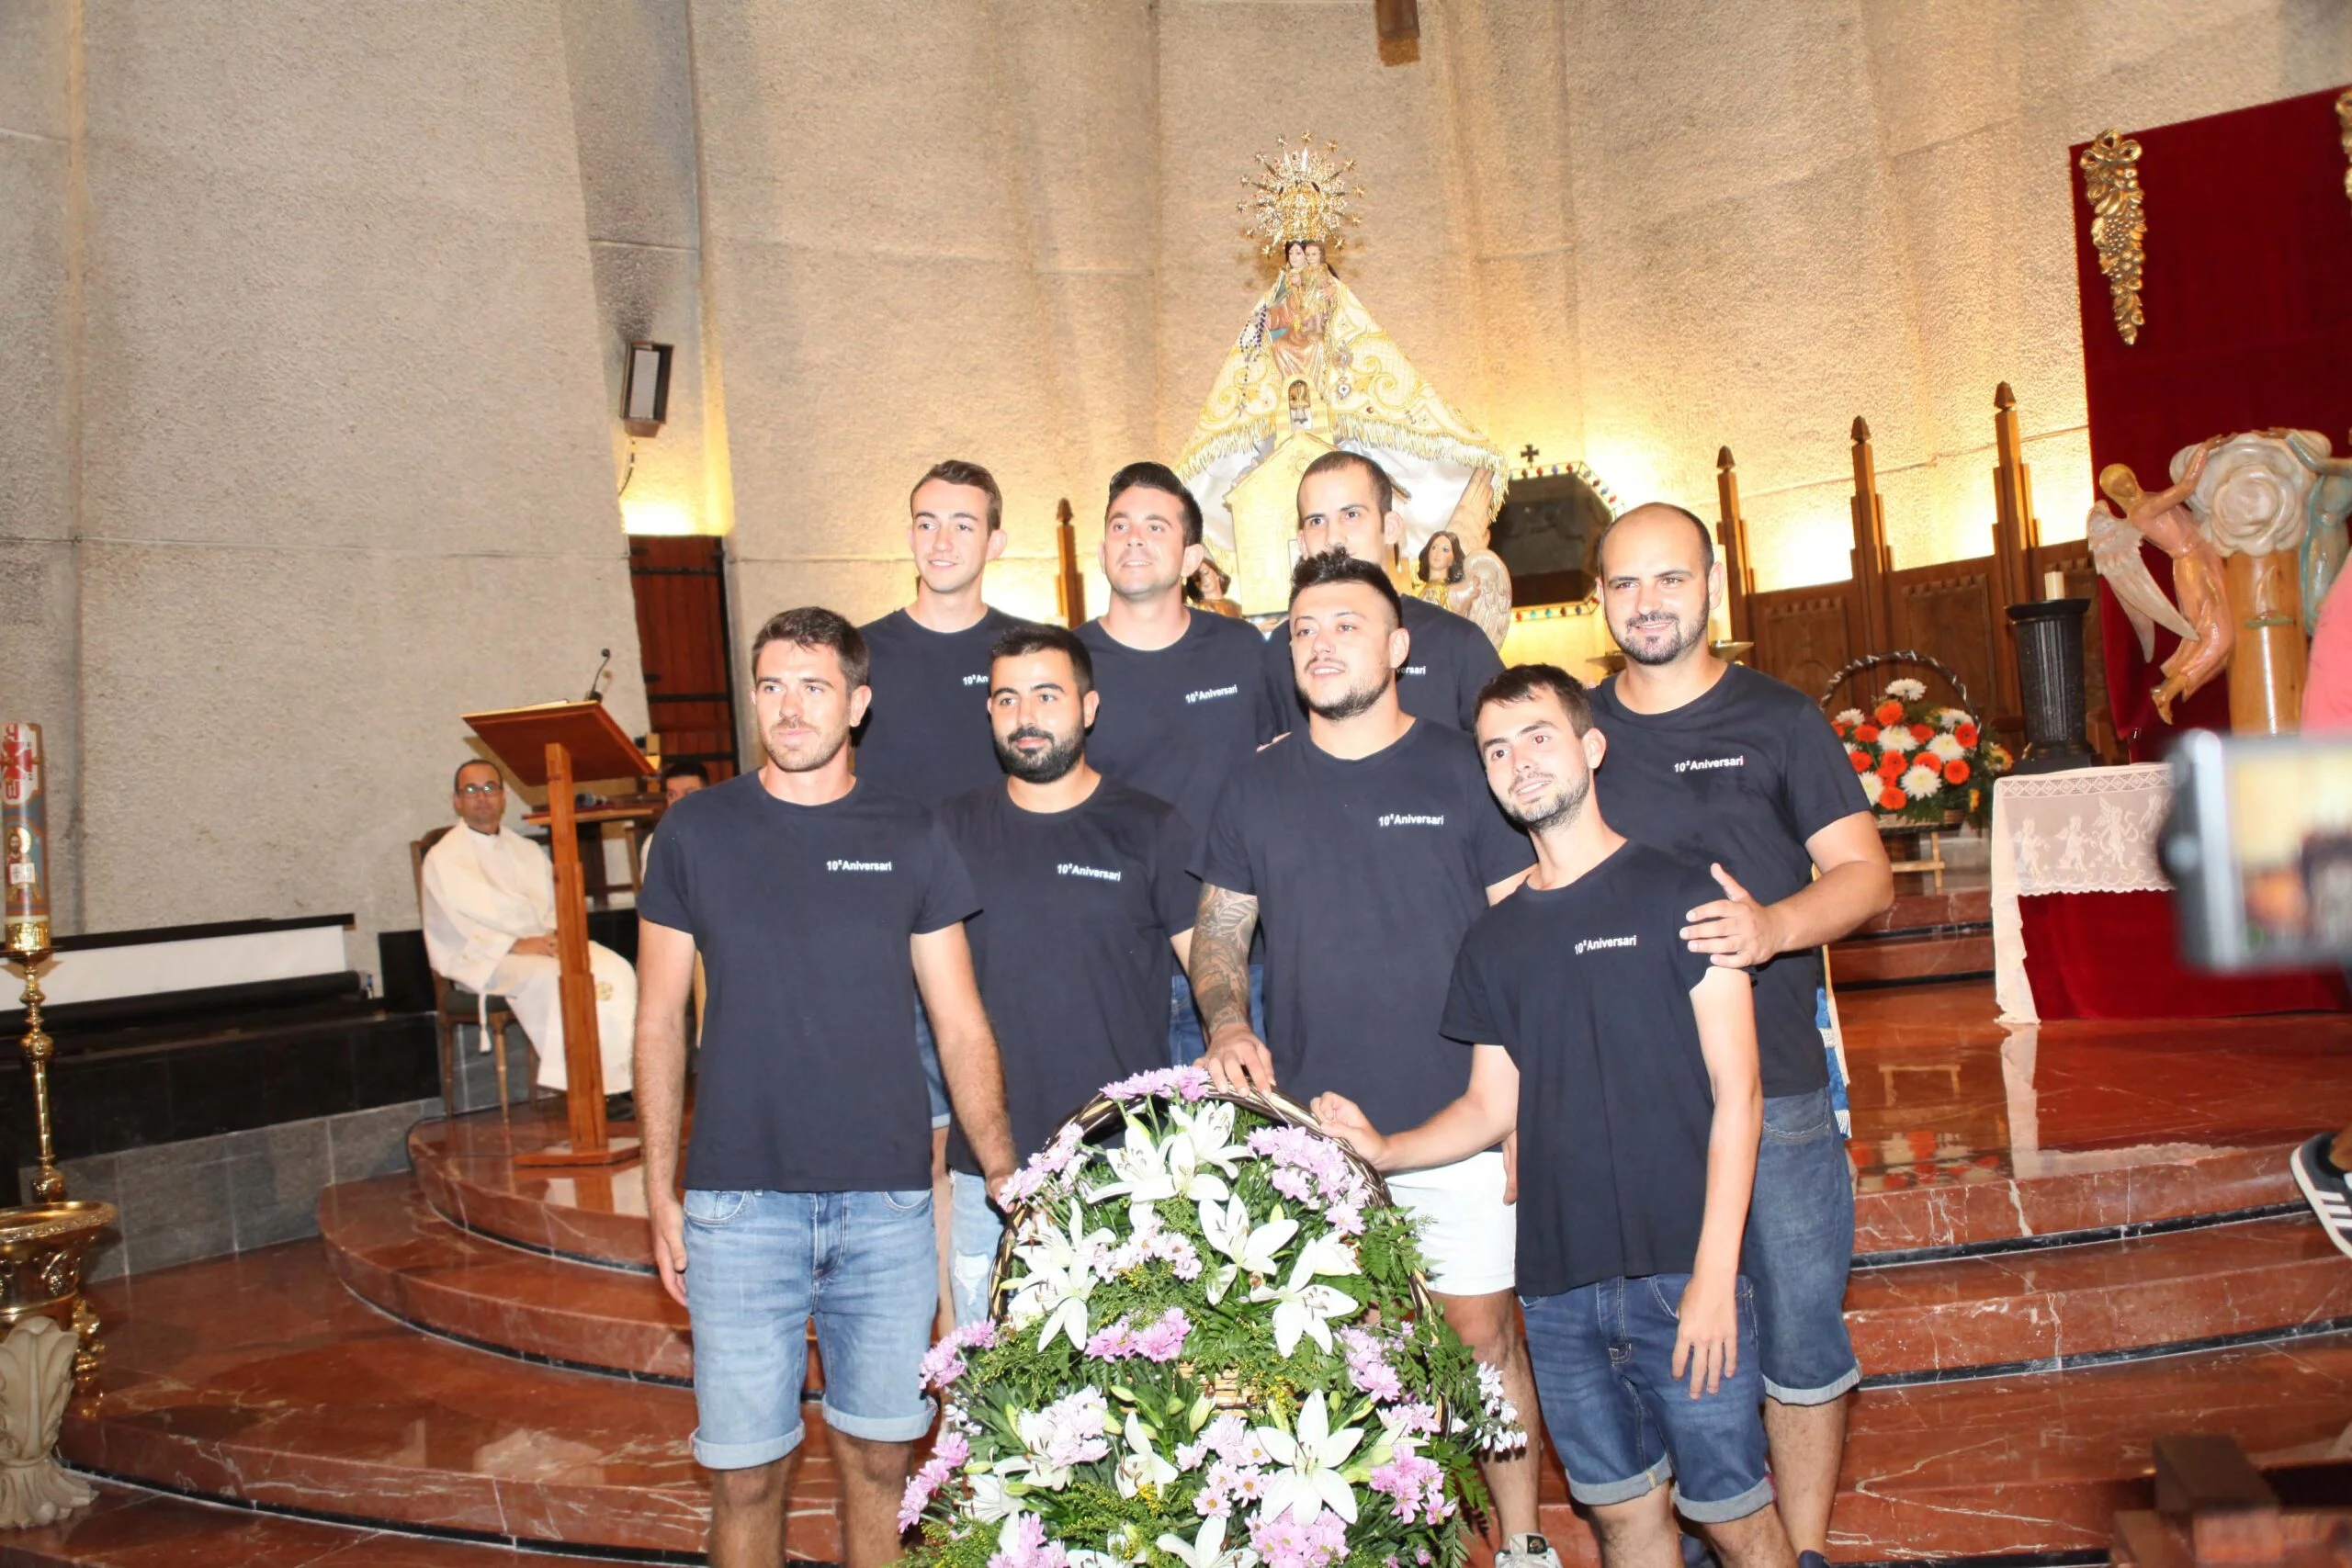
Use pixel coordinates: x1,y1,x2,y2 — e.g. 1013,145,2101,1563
899,1065,1523,1568
1819,653,2011,829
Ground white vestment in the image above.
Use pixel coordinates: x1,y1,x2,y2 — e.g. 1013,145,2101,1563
421,825,635,1094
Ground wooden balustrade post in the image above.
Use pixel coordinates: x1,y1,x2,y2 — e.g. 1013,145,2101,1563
1055,498,1085,629
1715,446,1754,645
1988,382,2041,716
1849,416,1894,652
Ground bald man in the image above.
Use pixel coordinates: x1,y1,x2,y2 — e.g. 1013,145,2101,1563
1584,503,1892,1567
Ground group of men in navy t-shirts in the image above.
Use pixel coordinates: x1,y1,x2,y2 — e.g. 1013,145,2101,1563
625,452,1895,1568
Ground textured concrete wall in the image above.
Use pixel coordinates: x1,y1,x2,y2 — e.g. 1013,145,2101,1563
0,0,649,958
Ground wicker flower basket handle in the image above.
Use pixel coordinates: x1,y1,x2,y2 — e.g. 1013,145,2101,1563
1815,649,1976,716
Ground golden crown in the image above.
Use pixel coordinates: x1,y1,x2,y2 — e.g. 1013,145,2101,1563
1239,134,1362,253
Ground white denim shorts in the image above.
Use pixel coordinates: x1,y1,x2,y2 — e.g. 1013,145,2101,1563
1386,1148,1515,1296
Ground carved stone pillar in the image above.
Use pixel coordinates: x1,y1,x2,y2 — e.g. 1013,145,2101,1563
0,1316,90,1528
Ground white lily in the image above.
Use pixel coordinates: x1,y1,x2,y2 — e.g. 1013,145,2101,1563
1089,1120,1232,1208
1157,1514,1259,1568
1253,1391,1363,1525
1003,1201,1114,1350
964,1471,1024,1523
1290,1230,1361,1281
1250,1247,1358,1356
1114,1413,1181,1498
1167,1100,1247,1176
1199,1194,1297,1304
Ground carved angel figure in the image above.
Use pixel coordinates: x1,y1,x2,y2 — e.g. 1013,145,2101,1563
1414,528,1513,649
2086,500,2193,660
2096,441,2231,724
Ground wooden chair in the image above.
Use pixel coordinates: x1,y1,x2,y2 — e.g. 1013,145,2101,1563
412,827,530,1121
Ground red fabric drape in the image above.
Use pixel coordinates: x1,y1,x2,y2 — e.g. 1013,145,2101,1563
2018,888,2349,1020
2070,85,2352,760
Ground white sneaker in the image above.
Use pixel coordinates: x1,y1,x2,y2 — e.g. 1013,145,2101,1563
1498,1533,1563,1568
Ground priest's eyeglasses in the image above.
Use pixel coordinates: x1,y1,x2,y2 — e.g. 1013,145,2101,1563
458,781,504,796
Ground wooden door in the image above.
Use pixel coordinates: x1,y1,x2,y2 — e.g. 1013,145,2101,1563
628,536,740,781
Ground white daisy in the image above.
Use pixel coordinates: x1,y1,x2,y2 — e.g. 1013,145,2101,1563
1886,678,1927,701
1926,733,1965,762
1900,762,1943,800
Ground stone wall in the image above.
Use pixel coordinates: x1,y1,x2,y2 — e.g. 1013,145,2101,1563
0,1,649,956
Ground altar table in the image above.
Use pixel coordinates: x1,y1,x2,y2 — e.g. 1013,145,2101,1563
1991,763,2347,1022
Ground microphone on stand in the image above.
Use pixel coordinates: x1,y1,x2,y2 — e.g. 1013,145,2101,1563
584,648,612,703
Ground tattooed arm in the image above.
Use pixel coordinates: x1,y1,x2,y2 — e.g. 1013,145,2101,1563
1189,881,1273,1093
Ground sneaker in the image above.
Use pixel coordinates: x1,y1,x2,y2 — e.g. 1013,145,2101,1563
1799,1552,1833,1568
1498,1534,1562,1568
2292,1134,2352,1260
605,1091,637,1124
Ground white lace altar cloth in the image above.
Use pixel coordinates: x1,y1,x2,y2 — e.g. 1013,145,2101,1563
1990,763,2174,1023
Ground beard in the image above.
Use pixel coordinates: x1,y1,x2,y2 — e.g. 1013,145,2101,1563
1614,605,1710,667
1499,769,1591,836
762,720,848,774
995,726,1085,784
1301,665,1393,722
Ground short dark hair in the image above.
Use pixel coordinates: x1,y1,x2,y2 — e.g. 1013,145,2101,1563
1297,448,1396,523
1596,502,1715,577
910,459,1003,533
750,606,870,690
1289,547,1402,626
1417,529,1466,586
1105,461,1204,547
452,759,502,792
661,760,708,784
1475,662,1596,736
989,621,1094,697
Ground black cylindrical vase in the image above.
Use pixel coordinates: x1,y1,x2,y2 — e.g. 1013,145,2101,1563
2007,598,2098,774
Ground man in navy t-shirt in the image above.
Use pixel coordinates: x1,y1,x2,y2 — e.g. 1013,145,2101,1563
1193,551,1544,1560
1315,664,1792,1568
1258,450,1503,734
854,459,1029,1325
1075,461,1276,1063
636,607,1015,1568
1588,502,1893,1568
936,623,1196,1325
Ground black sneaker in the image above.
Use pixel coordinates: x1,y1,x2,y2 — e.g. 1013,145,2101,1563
605,1091,637,1124
1799,1551,1832,1568
2292,1134,2352,1260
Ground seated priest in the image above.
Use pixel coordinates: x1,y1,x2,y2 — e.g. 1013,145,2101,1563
423,760,637,1110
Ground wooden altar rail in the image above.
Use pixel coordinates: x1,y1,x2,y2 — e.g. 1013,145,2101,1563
2111,1433,2352,1567
1716,384,2112,756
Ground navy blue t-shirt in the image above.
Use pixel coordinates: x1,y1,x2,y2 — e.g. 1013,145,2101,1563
1194,718,1533,1134
937,780,1196,1174
1261,592,1502,733
639,773,978,1193
1588,664,1869,1096
855,606,1030,806
1442,841,1729,1296
1078,609,1279,846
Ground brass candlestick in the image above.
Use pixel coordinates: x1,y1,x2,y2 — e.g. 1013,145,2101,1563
8,923,64,1206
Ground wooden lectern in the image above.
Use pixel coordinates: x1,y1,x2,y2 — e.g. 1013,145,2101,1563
461,700,649,1168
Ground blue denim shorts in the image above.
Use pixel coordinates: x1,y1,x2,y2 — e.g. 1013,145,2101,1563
911,999,951,1129
1743,1086,1860,1404
947,1168,1002,1328
1167,961,1265,1066
682,1188,938,1469
1521,1274,1773,1524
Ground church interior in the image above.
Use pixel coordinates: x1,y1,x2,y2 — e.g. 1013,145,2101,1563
5,2,2352,1563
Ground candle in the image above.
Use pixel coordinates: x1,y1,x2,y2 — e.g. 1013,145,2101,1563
3,722,51,953
2042,569,2065,600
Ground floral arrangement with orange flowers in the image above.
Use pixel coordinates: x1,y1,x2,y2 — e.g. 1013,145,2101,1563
1831,678,2011,828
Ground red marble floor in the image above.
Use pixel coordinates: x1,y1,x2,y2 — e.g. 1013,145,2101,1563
0,1483,619,1566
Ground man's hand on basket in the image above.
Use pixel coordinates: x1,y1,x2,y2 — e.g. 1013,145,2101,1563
1308,1093,1388,1169
1204,1023,1277,1095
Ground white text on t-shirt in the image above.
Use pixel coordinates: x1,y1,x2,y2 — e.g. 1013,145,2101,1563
826,859,894,873
1057,863,1123,883
1573,934,1638,955
1377,813,1446,828
1673,756,1747,773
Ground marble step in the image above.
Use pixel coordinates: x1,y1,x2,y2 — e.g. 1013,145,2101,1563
318,1176,690,1382
62,1243,751,1558
0,1481,629,1566
1828,928,1995,987
408,1106,656,1270
1534,1326,2352,1564
1846,1213,2352,1379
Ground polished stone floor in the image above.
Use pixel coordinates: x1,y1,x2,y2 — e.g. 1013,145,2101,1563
32,976,2352,1564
